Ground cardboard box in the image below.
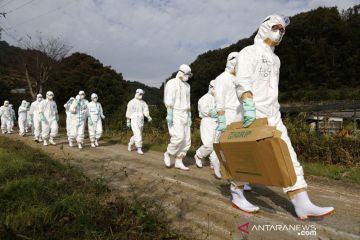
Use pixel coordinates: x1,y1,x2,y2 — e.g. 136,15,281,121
213,118,297,188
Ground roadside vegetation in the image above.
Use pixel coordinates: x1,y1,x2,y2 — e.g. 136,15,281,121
0,136,186,240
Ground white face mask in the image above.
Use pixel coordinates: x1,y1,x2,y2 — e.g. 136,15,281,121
37,97,42,102
47,95,54,100
180,75,189,82
80,95,85,100
4,103,9,107
268,30,283,43
92,98,98,102
135,93,143,100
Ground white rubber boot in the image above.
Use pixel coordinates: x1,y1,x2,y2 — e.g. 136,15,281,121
128,143,132,152
194,154,203,168
244,183,252,192
69,141,74,147
164,152,171,168
95,139,99,147
291,191,335,220
210,156,222,179
43,139,48,146
78,143,83,149
231,184,260,213
175,158,189,171
49,138,56,145
91,142,96,148
137,148,144,155
39,138,43,143
34,137,39,143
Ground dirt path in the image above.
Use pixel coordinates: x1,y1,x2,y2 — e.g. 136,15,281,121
6,134,360,240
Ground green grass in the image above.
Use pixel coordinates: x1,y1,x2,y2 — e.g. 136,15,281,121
302,162,360,183
0,136,185,240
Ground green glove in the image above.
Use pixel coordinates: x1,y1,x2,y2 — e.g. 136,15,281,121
126,119,131,128
216,115,227,132
147,116,152,122
88,117,93,126
56,115,59,122
242,99,256,128
187,111,192,127
40,113,46,122
166,109,173,126
210,109,218,118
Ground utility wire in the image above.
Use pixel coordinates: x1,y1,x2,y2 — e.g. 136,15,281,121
7,0,37,14
0,0,16,9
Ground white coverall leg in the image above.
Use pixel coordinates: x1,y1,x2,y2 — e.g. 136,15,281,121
18,117,26,135
130,117,143,148
33,114,42,140
42,119,59,141
196,117,217,159
167,110,191,157
89,119,103,142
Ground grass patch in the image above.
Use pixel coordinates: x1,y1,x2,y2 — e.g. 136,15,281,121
0,136,186,240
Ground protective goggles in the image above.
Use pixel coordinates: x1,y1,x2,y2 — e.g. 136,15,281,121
180,70,193,78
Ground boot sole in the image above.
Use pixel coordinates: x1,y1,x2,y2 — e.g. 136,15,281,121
298,209,335,220
175,167,190,171
232,203,259,213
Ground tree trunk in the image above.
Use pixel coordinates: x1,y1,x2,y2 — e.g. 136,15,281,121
25,64,36,100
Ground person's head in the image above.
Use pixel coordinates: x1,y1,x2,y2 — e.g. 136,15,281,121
9,104,13,109
91,93,98,102
36,94,43,102
46,91,54,101
177,64,193,82
255,14,290,47
21,100,27,107
226,52,238,74
135,89,144,100
78,90,85,99
208,80,216,96
4,100,9,107
26,101,31,108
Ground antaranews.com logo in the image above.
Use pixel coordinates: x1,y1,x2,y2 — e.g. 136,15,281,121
237,222,317,238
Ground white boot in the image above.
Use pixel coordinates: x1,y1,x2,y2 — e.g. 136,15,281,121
69,141,74,147
49,138,56,145
175,158,189,171
78,143,83,149
194,154,203,168
95,139,99,147
34,137,39,143
43,139,48,146
210,161,214,169
39,138,43,143
137,148,144,155
128,143,132,152
91,142,96,148
163,152,171,168
210,156,222,179
291,191,335,220
231,184,259,213
244,184,252,192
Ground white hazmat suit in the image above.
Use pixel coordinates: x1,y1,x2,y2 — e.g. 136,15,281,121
0,101,12,134
39,91,58,146
18,100,28,136
9,105,16,132
163,64,192,170
29,94,43,142
88,93,105,148
64,97,75,142
25,102,31,133
194,80,218,169
126,89,151,155
69,91,89,149
232,14,334,219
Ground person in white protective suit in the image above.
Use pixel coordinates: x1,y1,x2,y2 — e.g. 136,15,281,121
29,94,44,142
0,100,12,134
87,93,106,148
39,91,59,146
163,64,193,170
126,89,152,155
231,14,335,219
9,104,16,133
25,102,31,133
64,97,75,144
194,80,219,170
18,100,28,136
69,90,89,149
214,52,252,189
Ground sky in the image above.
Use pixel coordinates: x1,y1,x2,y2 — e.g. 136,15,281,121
0,0,358,87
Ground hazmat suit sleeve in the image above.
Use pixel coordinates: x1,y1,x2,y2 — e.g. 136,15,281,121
214,77,226,112
125,100,132,119
234,47,256,97
198,97,209,118
164,80,176,108
69,99,77,113
99,103,104,117
142,101,150,118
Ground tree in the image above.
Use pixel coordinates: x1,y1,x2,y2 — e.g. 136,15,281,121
20,33,72,99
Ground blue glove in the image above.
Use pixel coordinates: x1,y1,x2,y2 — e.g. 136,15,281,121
242,99,256,128
187,111,192,126
216,115,227,132
126,119,131,128
210,109,218,118
166,109,173,126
